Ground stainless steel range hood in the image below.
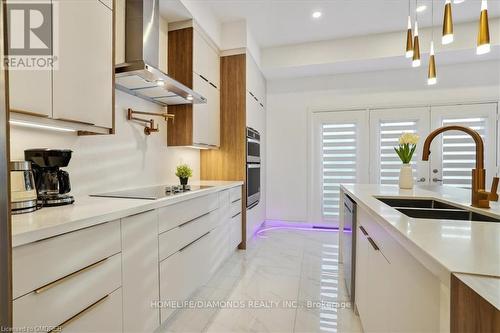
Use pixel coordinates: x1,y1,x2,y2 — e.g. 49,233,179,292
115,0,206,106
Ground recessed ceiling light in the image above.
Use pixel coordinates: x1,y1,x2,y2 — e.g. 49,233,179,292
416,5,427,12
312,11,322,19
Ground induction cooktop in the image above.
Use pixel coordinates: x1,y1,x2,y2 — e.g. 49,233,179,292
90,185,212,200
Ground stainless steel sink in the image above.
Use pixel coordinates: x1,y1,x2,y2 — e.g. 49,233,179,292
376,197,500,223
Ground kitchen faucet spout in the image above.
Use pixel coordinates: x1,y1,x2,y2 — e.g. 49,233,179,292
421,125,498,208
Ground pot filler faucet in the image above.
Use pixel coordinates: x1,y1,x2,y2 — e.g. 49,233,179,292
422,125,499,209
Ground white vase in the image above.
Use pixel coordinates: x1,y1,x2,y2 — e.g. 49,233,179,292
399,164,414,189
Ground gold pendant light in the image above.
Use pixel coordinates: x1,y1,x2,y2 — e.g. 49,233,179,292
477,0,490,55
428,1,437,85
412,21,421,67
406,16,414,58
428,42,437,85
442,0,454,45
406,0,414,58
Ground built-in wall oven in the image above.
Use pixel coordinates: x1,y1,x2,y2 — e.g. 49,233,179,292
246,127,260,208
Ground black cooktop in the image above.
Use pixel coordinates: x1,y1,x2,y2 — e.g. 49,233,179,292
90,185,212,200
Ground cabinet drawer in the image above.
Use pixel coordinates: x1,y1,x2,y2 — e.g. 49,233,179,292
14,253,121,331
159,231,211,322
219,189,230,208
358,208,397,262
159,210,218,261
230,213,242,249
13,220,121,299
158,193,218,233
230,186,242,203
57,288,122,333
230,199,242,218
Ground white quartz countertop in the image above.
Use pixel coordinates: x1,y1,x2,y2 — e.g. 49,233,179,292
341,184,500,309
11,181,243,247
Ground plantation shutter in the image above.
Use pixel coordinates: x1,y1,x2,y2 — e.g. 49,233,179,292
379,121,418,184
322,123,358,219
440,117,488,189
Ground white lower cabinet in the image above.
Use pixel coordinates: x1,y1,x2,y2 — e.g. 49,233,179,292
355,208,441,333
13,253,122,331
121,210,160,333
12,186,243,332
59,288,123,333
159,231,212,322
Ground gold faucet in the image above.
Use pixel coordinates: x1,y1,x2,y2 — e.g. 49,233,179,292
422,125,499,209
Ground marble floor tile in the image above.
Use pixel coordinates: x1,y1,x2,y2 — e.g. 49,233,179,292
161,227,363,333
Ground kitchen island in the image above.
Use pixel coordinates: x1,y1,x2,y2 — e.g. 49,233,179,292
340,184,500,333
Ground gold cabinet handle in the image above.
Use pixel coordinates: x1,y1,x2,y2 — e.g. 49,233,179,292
34,258,108,294
49,294,110,332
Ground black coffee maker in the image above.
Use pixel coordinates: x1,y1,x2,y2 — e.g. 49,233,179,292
24,149,75,207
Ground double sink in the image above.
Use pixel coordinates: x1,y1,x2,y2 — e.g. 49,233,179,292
376,197,500,223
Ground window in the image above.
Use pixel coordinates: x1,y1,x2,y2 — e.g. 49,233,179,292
440,117,488,188
379,120,418,185
322,123,358,219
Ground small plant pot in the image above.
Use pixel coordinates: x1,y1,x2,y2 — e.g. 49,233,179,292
179,177,189,186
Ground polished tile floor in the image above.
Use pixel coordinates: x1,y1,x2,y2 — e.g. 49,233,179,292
162,227,363,333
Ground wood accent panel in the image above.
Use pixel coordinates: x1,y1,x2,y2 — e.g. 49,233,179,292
167,27,194,146
167,27,193,88
451,274,500,333
1,0,13,325
200,54,247,249
167,105,193,147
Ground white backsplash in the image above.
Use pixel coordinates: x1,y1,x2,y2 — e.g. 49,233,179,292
9,90,200,197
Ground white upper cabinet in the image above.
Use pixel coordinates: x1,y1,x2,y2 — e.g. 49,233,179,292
245,52,266,109
193,29,220,88
53,0,113,128
9,68,52,118
8,0,52,118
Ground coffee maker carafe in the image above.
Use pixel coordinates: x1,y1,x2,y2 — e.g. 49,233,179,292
24,149,75,206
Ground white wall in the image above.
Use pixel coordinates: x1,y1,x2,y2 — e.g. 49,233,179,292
266,60,500,223
10,91,200,197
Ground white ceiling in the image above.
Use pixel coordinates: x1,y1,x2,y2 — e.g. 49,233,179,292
204,0,500,48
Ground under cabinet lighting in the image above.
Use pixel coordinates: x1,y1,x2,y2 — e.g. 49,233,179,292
186,95,194,101
9,120,77,132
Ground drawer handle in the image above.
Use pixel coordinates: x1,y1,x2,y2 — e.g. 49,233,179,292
231,198,241,204
179,232,210,252
179,212,211,228
367,237,380,251
359,226,368,236
209,82,217,89
49,294,110,332
231,212,241,219
34,257,108,294
199,74,209,83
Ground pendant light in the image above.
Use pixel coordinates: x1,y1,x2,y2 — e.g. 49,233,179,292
412,1,421,68
477,0,490,55
406,0,414,58
442,0,454,45
428,1,437,85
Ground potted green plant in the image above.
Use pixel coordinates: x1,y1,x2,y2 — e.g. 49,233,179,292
175,164,193,186
394,133,419,189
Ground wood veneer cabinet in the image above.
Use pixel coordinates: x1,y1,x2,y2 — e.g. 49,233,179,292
200,54,248,249
451,274,500,333
167,26,220,148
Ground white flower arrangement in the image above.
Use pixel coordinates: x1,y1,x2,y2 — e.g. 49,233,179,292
395,133,420,164
399,133,420,145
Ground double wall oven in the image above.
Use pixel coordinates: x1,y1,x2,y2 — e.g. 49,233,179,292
246,127,260,209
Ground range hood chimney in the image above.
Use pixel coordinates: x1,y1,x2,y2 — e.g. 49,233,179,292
115,0,206,106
